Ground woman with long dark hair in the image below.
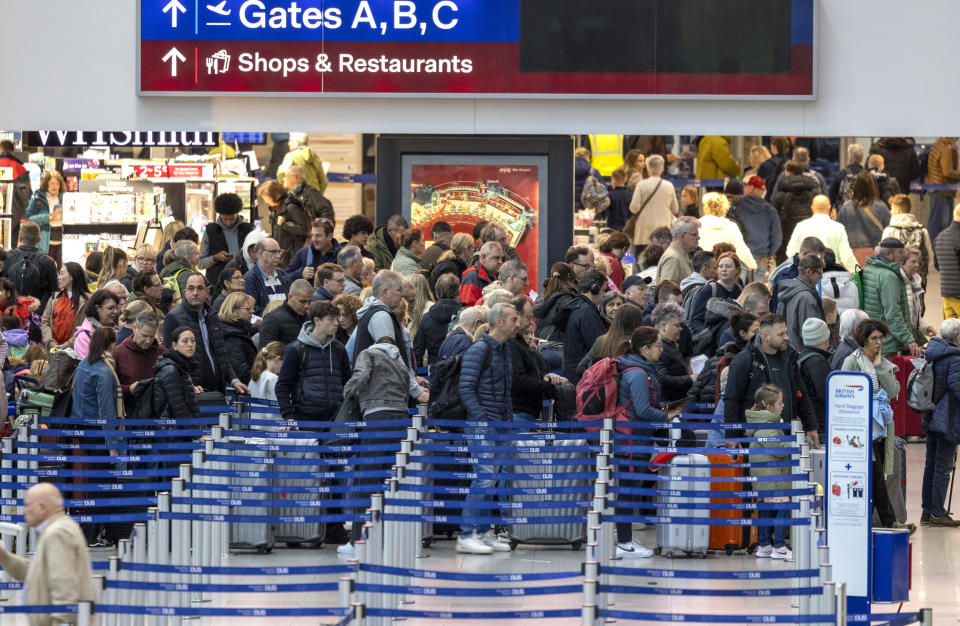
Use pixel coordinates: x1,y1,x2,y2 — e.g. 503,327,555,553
42,262,90,349
533,262,578,342
153,325,201,421
576,304,646,379
614,327,670,558
71,290,121,360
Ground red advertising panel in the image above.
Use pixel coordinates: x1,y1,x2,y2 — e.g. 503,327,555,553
411,164,539,288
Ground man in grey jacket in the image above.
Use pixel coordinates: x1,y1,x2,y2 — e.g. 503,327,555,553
776,254,826,350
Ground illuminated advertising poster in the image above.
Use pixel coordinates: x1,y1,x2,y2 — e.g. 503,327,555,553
410,163,539,288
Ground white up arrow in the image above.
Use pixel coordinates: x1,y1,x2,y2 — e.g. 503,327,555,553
162,0,187,28
162,47,187,77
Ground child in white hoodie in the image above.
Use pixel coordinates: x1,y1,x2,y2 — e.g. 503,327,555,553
247,341,285,430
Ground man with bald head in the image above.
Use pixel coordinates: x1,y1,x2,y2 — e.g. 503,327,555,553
785,194,858,271
0,483,95,625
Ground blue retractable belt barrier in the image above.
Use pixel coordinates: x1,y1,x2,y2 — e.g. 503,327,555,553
611,485,815,499
356,582,581,597
0,606,78,614
599,609,836,623
365,608,582,620
96,605,350,617
602,566,820,580
116,562,353,575
604,514,809,526
185,481,384,495
599,584,822,597
357,563,579,582
107,580,340,593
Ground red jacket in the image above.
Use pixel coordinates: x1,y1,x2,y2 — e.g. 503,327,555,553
602,251,626,289
0,153,26,180
459,261,493,307
113,335,166,398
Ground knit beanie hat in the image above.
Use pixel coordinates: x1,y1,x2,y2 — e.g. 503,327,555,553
801,318,830,347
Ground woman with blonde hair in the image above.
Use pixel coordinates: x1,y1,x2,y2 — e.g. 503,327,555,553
406,273,434,342
429,232,475,293
219,291,258,383
743,145,772,180
24,170,66,254
124,243,158,290
97,247,130,290
697,192,757,272
248,341,286,430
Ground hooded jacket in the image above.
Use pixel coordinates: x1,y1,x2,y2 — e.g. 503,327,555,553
697,296,743,356
723,334,817,436
870,138,920,195
924,337,960,441
561,295,608,383
776,277,826,350
24,188,62,252
413,298,461,365
343,342,411,415
533,289,577,342
367,225,399,272
772,174,820,223
830,336,860,371
733,194,782,259
152,350,200,419
459,260,494,307
275,322,352,422
690,339,746,404
745,409,793,492
697,215,757,270
861,255,913,353
689,281,741,335
458,332,513,421
429,257,466,295
390,246,423,277
654,337,693,402
508,334,555,417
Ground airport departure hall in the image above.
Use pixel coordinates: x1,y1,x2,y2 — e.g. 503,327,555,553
1,0,959,625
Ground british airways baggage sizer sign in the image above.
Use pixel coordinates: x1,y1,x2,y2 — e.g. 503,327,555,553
138,0,816,98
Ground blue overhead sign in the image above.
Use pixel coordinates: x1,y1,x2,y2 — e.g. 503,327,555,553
140,0,517,42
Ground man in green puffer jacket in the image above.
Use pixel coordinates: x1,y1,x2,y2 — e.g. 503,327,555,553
861,238,920,357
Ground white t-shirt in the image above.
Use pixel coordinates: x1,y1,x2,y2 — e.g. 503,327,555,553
248,371,280,431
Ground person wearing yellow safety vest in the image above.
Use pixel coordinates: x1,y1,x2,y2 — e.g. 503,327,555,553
589,135,624,177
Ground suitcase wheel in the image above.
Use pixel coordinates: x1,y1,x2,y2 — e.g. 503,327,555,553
509,541,519,551
725,545,736,556
665,550,674,559
571,541,582,551
653,546,662,556
256,546,272,554
307,539,323,549
285,542,302,548
422,538,433,548
697,551,707,559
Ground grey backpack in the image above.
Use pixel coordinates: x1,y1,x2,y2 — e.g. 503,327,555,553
906,358,936,414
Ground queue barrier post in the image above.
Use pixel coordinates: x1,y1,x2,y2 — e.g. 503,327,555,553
339,576,354,615
816,544,831,617
106,556,120,626
0,436,16,603
77,600,93,626
792,419,810,614
132,523,147,626
836,581,847,626
409,412,427,560
584,509,602,626
157,492,172,619
116,539,131,620
395,442,415,605
171,473,190,622
146,506,159,626
352,601,367,626
367,492,385,626
189,449,207,604
355,536,369,616
202,438,217,599
382,476,399,614
209,425,226,588
918,607,933,625
822,581,836,624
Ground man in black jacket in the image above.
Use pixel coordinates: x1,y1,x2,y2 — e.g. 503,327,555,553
2,221,58,309
723,314,819,447
258,279,313,348
198,193,255,287
162,272,248,395
413,273,462,365
508,296,566,421
562,270,608,383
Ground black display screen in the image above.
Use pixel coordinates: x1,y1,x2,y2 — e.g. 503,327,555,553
520,0,793,74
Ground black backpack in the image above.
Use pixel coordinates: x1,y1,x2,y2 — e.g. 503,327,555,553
11,251,43,301
427,344,492,420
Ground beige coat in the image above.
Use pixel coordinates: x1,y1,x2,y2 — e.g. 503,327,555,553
629,176,678,245
1,513,96,625
656,242,695,285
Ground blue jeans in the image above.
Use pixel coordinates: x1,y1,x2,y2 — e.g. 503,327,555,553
758,507,788,548
705,396,726,447
928,194,954,265
921,431,957,517
460,425,510,536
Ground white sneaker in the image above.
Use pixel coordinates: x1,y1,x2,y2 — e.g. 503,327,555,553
336,542,356,555
616,541,653,558
480,530,511,552
771,546,792,560
456,532,493,555
755,545,773,558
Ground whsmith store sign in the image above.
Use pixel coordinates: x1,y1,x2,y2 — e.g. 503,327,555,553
139,0,816,98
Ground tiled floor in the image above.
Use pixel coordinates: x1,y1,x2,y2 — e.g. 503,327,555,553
6,442,952,625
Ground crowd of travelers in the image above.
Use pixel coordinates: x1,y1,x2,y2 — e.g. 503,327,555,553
1,136,959,561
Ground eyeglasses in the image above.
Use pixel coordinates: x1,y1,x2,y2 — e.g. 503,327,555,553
868,335,885,343
261,249,282,256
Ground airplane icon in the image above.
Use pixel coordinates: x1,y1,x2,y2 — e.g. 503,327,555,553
207,1,231,15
